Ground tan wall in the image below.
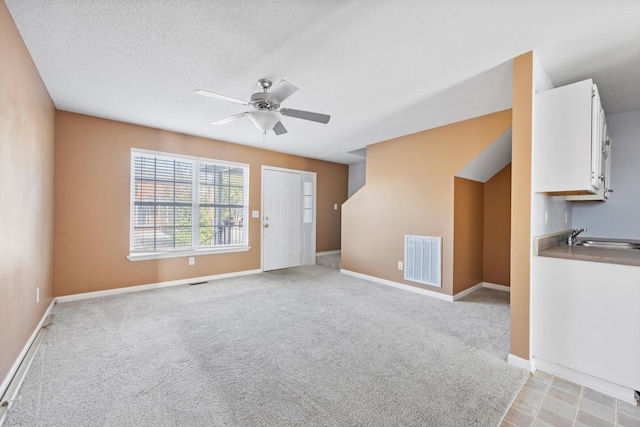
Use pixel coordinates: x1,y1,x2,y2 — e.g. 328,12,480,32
453,178,484,294
484,164,511,286
342,109,512,296
511,52,533,359
0,0,56,392
54,112,348,296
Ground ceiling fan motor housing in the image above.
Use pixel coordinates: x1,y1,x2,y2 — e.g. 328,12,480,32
250,92,278,110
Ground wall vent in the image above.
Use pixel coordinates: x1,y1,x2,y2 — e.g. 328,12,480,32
404,235,442,287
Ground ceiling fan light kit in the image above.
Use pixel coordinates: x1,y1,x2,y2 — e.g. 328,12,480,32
195,78,331,136
248,110,281,133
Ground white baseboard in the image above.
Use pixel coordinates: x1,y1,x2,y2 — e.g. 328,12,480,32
340,269,454,302
535,357,637,404
508,353,535,372
0,299,55,402
452,283,484,300
317,250,341,256
56,269,262,303
452,282,510,301
483,282,511,292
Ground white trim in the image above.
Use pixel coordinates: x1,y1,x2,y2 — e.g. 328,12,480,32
508,353,535,372
340,269,454,302
483,282,511,292
55,269,262,303
317,250,341,256
535,357,637,404
0,300,55,401
452,282,511,301
452,283,484,301
127,245,250,261
261,165,317,272
260,165,316,176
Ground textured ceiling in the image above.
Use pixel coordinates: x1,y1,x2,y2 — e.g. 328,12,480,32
5,1,640,164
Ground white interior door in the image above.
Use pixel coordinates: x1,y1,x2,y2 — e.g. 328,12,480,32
263,169,302,271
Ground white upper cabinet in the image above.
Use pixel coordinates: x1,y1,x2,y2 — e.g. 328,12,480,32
566,114,612,201
534,79,611,200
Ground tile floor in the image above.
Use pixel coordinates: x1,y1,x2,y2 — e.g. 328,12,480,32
502,370,640,427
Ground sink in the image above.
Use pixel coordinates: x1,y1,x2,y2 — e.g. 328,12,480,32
573,240,640,250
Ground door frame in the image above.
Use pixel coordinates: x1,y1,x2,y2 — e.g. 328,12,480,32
260,165,317,272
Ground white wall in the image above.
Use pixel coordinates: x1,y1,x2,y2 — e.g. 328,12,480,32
572,109,640,239
348,160,366,198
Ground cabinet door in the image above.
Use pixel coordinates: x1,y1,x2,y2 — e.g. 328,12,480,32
533,257,640,391
602,121,612,199
590,85,603,190
566,106,612,201
533,79,595,194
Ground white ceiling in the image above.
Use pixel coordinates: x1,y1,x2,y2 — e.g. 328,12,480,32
6,1,640,164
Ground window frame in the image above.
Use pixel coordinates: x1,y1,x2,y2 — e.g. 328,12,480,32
127,148,250,261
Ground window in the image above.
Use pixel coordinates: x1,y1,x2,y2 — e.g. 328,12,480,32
303,181,313,223
129,149,249,259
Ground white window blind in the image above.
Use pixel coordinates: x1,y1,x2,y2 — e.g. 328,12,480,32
130,150,248,254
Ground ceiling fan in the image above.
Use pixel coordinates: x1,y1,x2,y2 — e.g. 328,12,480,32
195,79,330,135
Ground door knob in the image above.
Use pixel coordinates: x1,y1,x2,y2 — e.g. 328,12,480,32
264,223,269,228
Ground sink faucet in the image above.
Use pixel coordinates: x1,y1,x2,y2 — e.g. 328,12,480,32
567,228,587,246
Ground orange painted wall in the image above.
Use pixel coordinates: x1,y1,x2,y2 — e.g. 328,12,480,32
342,109,512,296
453,164,511,295
453,178,484,294
54,112,348,296
511,52,533,359
484,164,511,287
0,0,56,392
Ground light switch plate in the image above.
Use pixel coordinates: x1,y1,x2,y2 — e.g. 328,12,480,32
252,210,259,218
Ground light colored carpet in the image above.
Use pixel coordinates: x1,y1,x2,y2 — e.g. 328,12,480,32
5,265,527,426
316,253,340,269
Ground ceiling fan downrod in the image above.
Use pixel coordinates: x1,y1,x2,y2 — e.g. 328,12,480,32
252,79,277,110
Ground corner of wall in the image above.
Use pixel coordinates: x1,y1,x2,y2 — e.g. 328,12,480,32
510,51,534,360
0,0,56,398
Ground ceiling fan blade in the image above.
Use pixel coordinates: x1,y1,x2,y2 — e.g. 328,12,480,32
194,89,251,106
267,80,299,104
273,121,288,135
280,108,330,124
211,112,249,125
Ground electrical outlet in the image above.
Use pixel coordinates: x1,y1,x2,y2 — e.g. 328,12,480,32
36,288,40,303
398,261,403,270
188,257,195,266
334,203,338,210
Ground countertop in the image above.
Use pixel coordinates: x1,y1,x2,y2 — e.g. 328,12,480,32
536,232,640,267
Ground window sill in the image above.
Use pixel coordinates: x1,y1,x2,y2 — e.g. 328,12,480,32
127,245,250,262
